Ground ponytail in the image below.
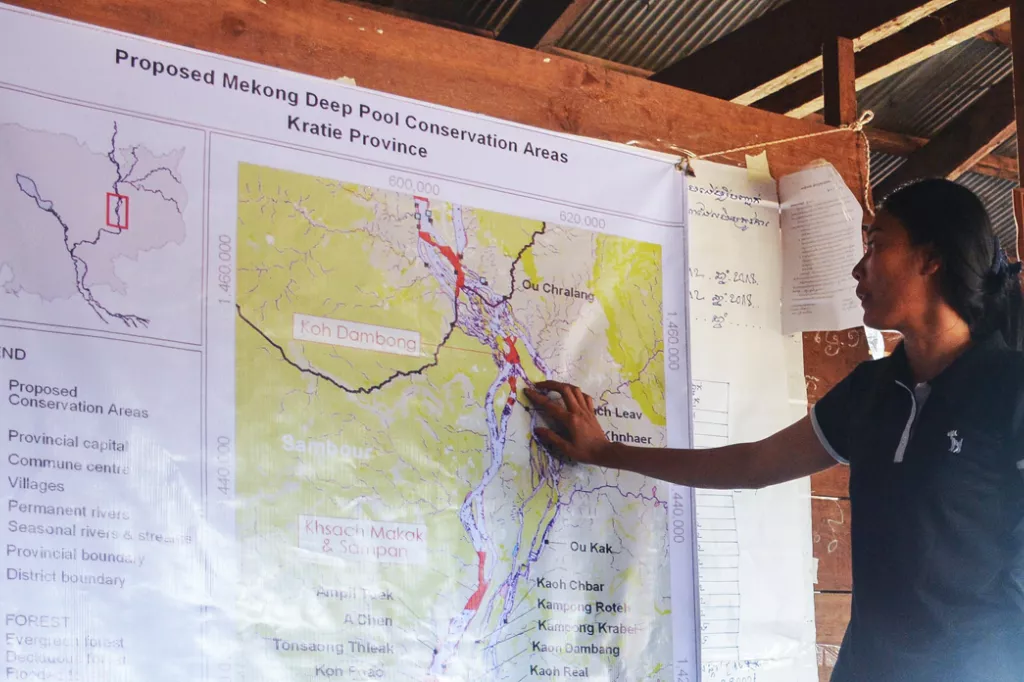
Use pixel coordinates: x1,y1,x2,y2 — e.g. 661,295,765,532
981,240,1024,351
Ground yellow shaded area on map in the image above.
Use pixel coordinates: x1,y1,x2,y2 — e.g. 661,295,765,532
236,163,455,392
474,209,543,260
592,237,666,426
232,163,674,678
234,320,501,674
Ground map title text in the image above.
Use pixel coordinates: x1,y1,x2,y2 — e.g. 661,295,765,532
114,48,572,164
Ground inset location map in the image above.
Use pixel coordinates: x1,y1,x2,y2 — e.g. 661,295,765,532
233,163,675,680
0,90,204,344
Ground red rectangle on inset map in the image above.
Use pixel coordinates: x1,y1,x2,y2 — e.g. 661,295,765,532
105,192,129,230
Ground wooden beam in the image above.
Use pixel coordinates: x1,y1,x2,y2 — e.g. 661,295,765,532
8,0,868,204
497,0,596,49
649,0,958,105
813,498,853,592
859,125,1019,180
815,593,852,644
858,125,931,155
976,151,1021,180
806,113,1017,180
757,0,1010,117
816,592,852,682
874,76,1017,198
539,46,655,79
805,325,865,501
819,658,837,682
804,326,867,501
1013,2,1024,179
812,467,850,498
1014,190,1024,260
979,20,1014,44
342,0,492,36
804,328,871,408
823,36,857,125
1013,1,1024,260
536,48,1016,186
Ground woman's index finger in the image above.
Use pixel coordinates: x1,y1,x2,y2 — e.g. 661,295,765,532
525,387,569,421
533,380,582,412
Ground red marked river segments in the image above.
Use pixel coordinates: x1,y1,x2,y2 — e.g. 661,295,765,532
238,192,668,677
410,197,665,677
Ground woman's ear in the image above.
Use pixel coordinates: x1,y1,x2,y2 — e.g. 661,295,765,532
919,245,942,277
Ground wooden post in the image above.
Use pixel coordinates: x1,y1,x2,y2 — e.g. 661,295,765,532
823,36,857,126
872,76,1015,198
757,0,1011,117
1013,0,1024,260
651,0,957,104
1014,190,1024,260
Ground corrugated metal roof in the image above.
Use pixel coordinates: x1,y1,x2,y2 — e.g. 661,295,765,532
859,39,1013,139
995,134,1018,158
464,0,520,32
956,172,1018,251
870,152,907,188
354,0,515,33
867,155,1016,250
857,37,1017,252
557,0,791,72
354,0,1020,252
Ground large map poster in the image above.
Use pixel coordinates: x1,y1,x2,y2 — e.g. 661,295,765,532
0,5,696,682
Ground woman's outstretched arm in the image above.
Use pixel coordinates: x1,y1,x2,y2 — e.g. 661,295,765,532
526,381,836,490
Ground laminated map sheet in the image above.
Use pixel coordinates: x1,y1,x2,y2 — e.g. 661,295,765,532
0,5,701,681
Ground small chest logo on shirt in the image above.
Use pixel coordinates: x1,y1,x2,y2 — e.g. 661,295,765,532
947,430,963,454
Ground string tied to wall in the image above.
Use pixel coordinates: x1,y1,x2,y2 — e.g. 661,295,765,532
627,110,876,216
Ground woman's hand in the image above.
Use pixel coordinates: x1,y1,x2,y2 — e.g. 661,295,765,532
526,381,613,465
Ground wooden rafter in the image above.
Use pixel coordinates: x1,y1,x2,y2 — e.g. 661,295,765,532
979,20,1014,44
864,126,1018,180
823,36,857,125
12,0,868,198
342,0,494,37
497,0,597,49
525,47,1018,183
649,0,958,104
756,0,1010,118
1011,1,1024,260
538,46,655,79
873,76,1016,198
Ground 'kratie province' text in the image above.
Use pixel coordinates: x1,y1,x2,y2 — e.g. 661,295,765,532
114,48,571,163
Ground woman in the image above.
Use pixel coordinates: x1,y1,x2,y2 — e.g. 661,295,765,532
526,179,1024,682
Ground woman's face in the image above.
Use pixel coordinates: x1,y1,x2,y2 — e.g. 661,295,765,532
852,211,938,331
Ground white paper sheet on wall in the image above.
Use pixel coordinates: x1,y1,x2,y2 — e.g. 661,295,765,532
687,160,818,682
780,164,864,335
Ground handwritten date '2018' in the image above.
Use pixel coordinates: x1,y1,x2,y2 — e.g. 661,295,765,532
714,270,759,286
712,293,753,308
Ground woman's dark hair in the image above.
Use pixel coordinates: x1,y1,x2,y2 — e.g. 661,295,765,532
881,178,1024,351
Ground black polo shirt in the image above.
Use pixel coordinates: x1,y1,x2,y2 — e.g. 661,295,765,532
812,332,1024,682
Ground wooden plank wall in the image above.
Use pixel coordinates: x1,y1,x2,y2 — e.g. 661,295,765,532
805,331,899,681
805,332,863,681
11,0,869,188
10,0,873,679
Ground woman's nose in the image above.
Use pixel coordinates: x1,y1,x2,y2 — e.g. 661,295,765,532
852,256,865,281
